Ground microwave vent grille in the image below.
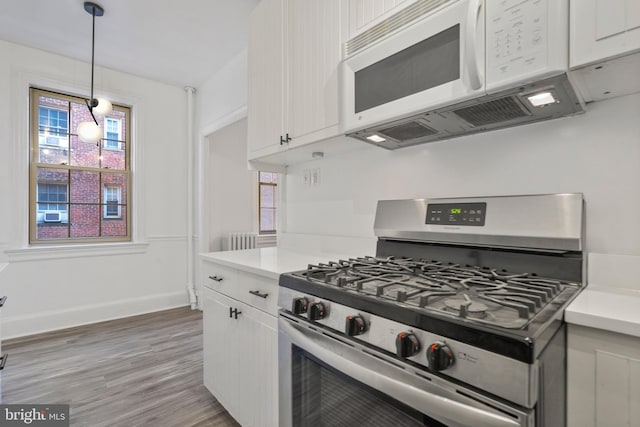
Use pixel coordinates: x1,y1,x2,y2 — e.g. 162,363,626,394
378,121,437,141
452,97,531,127
345,0,451,57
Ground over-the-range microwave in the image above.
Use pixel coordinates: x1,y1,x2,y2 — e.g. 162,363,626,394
341,0,585,149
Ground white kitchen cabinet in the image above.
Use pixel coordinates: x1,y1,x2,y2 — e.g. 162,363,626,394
247,0,344,163
348,0,415,38
247,0,286,160
201,260,279,427
567,324,640,427
570,0,640,68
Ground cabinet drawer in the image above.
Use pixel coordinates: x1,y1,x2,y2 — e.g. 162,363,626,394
235,271,278,316
201,261,238,294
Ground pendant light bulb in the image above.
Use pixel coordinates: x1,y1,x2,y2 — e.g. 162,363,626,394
77,121,102,143
93,98,112,116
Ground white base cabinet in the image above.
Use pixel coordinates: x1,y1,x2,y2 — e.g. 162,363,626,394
567,324,640,427
202,260,278,427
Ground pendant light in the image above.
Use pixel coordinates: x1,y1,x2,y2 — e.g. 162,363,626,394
77,2,113,143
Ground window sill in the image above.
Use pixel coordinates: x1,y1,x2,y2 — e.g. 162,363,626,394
5,241,150,262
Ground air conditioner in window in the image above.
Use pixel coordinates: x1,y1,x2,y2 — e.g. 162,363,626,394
39,135,68,148
43,211,62,222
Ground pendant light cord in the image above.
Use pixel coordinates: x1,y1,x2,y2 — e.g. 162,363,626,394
90,8,95,104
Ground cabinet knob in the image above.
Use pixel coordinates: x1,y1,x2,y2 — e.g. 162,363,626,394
0,296,6,307
208,275,223,282
0,353,7,370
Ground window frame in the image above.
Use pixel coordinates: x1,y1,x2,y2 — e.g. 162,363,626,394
258,172,277,235
29,87,132,244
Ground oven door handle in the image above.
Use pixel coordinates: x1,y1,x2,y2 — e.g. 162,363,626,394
280,319,521,427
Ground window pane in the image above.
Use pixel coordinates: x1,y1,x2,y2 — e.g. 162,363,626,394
260,185,275,208
102,173,127,208
259,172,277,184
36,221,69,240
101,140,126,170
37,98,70,165
70,170,100,204
260,208,275,232
70,101,100,168
70,204,100,238
102,206,127,237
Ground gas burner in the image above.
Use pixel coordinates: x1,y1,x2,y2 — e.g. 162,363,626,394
443,296,488,318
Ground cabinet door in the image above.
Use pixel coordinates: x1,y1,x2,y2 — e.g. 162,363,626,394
203,287,278,427
248,0,286,159
236,301,279,427
348,0,415,38
287,0,343,146
202,289,242,420
570,0,640,67
567,325,640,427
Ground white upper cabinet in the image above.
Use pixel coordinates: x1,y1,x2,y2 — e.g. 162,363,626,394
348,0,416,38
287,0,343,148
247,0,286,160
247,0,345,163
570,0,640,68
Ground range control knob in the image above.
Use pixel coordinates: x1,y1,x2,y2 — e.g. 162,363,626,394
427,341,455,371
395,332,420,359
292,297,309,315
345,315,367,336
308,302,327,321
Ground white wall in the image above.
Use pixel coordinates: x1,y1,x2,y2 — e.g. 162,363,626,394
205,118,257,252
283,94,640,289
0,40,190,338
196,49,249,135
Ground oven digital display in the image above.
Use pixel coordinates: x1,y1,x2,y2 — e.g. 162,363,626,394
426,202,487,226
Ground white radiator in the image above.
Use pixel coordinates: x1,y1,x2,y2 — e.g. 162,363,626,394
225,232,258,251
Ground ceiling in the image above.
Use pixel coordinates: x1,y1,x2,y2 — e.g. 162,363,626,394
0,0,261,88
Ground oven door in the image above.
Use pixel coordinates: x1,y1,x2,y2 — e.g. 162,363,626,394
279,313,534,427
341,0,486,134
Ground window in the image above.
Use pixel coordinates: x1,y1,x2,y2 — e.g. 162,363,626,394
103,185,122,218
29,88,131,243
258,172,277,234
103,117,121,150
38,106,69,147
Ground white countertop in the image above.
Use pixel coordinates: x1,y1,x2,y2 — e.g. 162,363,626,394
566,285,640,338
200,247,356,280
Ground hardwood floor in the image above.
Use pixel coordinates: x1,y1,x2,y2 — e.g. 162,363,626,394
1,307,240,427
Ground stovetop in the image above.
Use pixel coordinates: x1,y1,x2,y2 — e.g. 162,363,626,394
297,256,577,330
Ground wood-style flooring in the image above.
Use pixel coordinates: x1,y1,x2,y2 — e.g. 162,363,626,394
1,307,240,427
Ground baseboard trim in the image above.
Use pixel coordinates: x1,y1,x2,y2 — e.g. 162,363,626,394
2,291,189,340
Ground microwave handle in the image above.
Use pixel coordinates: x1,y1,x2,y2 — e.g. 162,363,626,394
280,319,520,427
465,0,483,90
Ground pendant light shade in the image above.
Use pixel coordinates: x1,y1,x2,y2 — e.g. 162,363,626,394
77,121,102,143
77,2,111,144
93,98,112,116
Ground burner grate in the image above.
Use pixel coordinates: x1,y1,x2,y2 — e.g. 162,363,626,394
296,256,576,329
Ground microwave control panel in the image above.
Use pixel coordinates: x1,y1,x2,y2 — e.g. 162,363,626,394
485,0,562,89
426,203,487,226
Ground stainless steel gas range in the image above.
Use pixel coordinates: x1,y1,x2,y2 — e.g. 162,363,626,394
278,194,585,427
